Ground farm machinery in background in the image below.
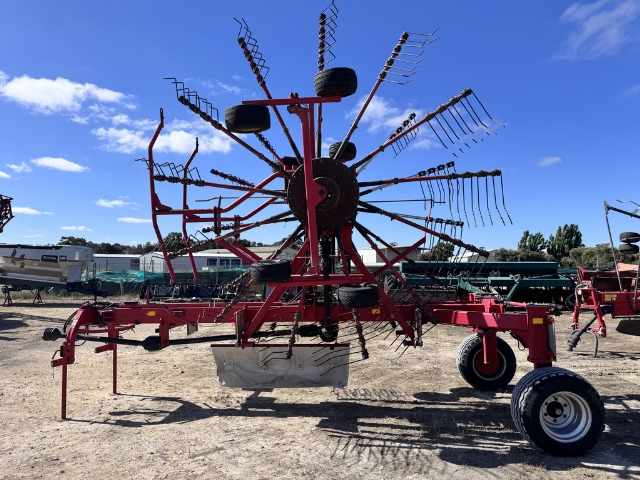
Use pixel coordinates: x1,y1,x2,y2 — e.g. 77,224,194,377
43,2,606,456
568,201,640,355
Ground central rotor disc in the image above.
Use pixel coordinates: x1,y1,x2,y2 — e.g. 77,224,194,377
287,157,359,230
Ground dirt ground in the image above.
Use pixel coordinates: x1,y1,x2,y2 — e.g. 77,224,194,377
0,295,638,479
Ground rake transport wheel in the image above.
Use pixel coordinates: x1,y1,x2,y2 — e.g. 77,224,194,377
619,243,640,254
271,156,300,172
456,334,516,390
565,293,576,311
337,284,380,308
224,104,271,133
510,367,605,456
250,259,292,283
328,141,357,161
619,232,640,243
314,67,358,97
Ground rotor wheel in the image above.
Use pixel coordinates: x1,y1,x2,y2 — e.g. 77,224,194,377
250,259,292,283
224,104,271,133
314,67,358,98
329,141,357,161
287,157,359,230
510,367,605,456
456,334,516,391
337,284,380,308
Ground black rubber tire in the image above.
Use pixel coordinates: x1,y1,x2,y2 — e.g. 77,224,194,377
314,67,358,98
337,283,380,308
456,334,517,390
224,104,270,133
619,243,639,254
510,367,605,456
620,231,640,243
328,142,357,161
250,259,291,283
565,293,576,311
272,156,300,173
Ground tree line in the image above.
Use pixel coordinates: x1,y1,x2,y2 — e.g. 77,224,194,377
493,224,639,268
58,233,301,254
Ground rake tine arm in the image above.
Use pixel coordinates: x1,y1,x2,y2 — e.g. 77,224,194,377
358,200,489,257
350,89,474,170
333,32,418,162
235,19,304,164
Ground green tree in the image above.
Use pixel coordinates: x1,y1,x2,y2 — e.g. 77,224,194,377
547,224,583,260
418,242,455,261
493,248,554,262
162,232,186,251
517,230,547,251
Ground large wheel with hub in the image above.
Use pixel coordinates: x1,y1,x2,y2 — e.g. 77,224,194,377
510,367,605,456
224,104,271,133
314,67,358,97
287,157,359,230
456,334,516,390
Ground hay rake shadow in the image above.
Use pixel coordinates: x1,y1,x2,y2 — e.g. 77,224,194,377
43,2,605,457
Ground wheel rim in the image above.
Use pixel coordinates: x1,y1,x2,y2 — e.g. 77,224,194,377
539,391,592,443
471,349,506,379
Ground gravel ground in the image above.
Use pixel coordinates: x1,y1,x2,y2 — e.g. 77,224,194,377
0,295,639,479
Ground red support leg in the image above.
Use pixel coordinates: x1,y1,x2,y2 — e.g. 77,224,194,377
3,290,13,306
32,289,43,304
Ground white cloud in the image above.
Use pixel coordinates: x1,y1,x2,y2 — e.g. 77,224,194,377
13,206,54,214
31,157,88,172
539,156,562,166
624,83,640,96
6,162,32,173
95,198,136,208
0,171,10,179
554,0,640,60
62,226,93,231
118,217,151,224
92,119,233,154
205,79,243,95
412,138,440,150
232,75,245,82
22,234,43,238
347,96,422,134
0,71,133,113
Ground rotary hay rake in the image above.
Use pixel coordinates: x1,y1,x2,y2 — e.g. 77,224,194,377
43,2,606,456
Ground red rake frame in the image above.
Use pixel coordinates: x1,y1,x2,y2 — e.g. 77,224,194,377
47,94,557,420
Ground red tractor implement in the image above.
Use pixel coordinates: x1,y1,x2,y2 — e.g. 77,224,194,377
43,3,605,456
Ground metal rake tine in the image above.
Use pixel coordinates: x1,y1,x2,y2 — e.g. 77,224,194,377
471,91,505,128
459,100,490,136
484,176,494,225
442,110,470,148
447,107,477,144
427,122,457,157
461,177,470,227
476,177,485,227
434,116,464,153
452,104,483,141
499,173,513,224
469,176,477,227
491,175,506,226
463,97,497,135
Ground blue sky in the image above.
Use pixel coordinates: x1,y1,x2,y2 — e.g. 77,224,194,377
0,0,639,252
